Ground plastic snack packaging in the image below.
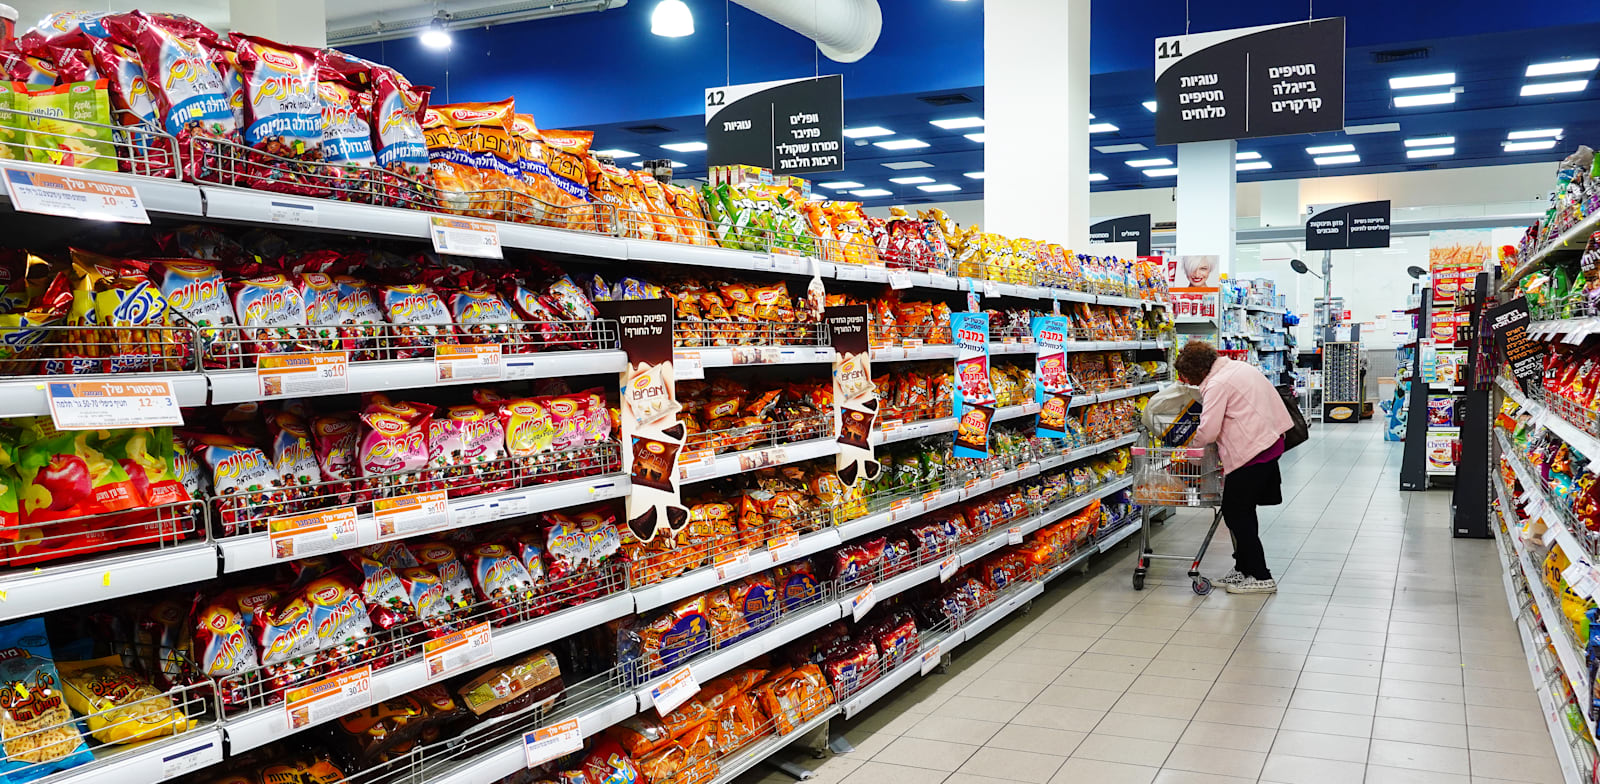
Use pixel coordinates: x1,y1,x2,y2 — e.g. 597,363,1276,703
314,71,374,198
537,129,595,229
231,35,323,194
190,592,259,701
58,656,194,744
20,80,115,171
438,99,521,218
101,12,237,181
456,648,562,719
364,64,430,203
0,618,95,780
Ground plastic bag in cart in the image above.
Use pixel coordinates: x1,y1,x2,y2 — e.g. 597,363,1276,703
1141,384,1202,446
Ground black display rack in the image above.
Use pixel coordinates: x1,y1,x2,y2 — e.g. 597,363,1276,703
1450,272,1491,538
1399,289,1434,491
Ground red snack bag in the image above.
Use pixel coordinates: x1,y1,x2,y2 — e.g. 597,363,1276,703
101,11,238,180
230,34,324,194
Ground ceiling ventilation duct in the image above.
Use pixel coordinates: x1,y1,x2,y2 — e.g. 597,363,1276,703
732,0,882,63
327,0,625,47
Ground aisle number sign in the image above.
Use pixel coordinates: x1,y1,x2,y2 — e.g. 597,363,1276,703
705,74,844,174
430,215,503,259
3,168,150,223
48,380,183,430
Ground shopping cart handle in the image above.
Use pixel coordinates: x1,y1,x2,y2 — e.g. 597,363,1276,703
1184,448,1205,457
1131,447,1147,456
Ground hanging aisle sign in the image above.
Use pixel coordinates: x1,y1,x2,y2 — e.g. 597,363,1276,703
1154,18,1346,146
597,299,689,544
1032,317,1073,438
951,312,994,459
705,74,844,174
1305,201,1390,251
1089,215,1152,257
827,305,879,487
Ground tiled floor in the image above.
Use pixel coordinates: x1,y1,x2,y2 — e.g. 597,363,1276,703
741,419,1565,784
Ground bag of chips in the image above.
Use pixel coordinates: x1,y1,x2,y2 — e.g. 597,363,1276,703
58,656,194,745
0,618,94,781
102,12,238,181
231,35,323,193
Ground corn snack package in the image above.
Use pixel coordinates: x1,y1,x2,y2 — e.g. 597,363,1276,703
0,618,95,781
58,656,194,745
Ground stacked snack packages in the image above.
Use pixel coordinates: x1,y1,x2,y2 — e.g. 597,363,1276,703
1520,145,1600,263
1504,404,1600,540
827,291,952,349
1019,499,1103,576
586,273,818,347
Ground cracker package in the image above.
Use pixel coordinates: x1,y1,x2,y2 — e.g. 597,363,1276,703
0,618,94,782
58,656,194,745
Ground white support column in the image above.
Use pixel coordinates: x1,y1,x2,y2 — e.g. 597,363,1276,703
1259,179,1301,228
1176,140,1238,276
229,0,327,47
984,0,1089,248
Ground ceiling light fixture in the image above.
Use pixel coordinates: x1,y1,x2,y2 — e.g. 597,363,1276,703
929,117,984,129
1503,139,1559,151
1094,143,1148,153
1344,122,1401,135
1521,80,1588,96
874,138,930,150
1236,151,1261,160
1125,158,1173,168
819,181,864,189
919,184,961,193
1089,173,1108,182
1087,122,1119,133
1393,92,1456,107
419,15,452,49
1313,154,1361,165
842,126,894,138
1404,136,1454,147
1526,58,1599,77
1142,101,1158,112
592,148,638,159
964,171,985,179
1305,144,1354,155
1507,128,1564,139
881,161,933,170
963,133,986,143
1389,72,1455,89
650,0,694,37
1236,161,1272,171
889,176,934,185
1143,167,1179,177
851,188,892,198
1406,147,1455,159
660,141,706,152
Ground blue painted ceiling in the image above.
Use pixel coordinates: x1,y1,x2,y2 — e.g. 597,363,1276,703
348,2,1600,205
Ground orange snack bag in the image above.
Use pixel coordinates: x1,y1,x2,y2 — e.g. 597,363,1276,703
437,99,521,219
539,128,596,229
633,170,686,243
510,112,560,223
421,108,477,215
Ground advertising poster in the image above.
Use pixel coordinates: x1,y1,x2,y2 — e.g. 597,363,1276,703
1428,228,1492,304
1489,296,1544,396
1177,255,1219,288
597,299,689,542
827,305,880,487
1032,316,1072,439
951,312,994,458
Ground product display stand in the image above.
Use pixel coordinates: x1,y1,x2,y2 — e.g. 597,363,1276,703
1449,273,1491,537
1321,328,1363,424
1400,290,1436,491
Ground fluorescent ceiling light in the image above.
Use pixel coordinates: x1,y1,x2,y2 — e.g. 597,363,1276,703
1521,80,1588,96
592,148,638,159
660,141,706,152
1389,72,1455,89
889,176,934,184
650,0,694,37
819,181,864,189
964,171,985,179
1236,161,1272,171
875,138,930,150
1305,144,1354,155
1143,167,1179,177
1404,136,1454,147
851,188,892,197
1236,151,1261,160
1344,122,1401,135
919,184,961,193
881,160,933,170
1508,128,1563,139
1394,92,1456,107
1527,58,1599,77
1089,173,1108,182
1406,146,1454,159
1095,143,1147,154
808,193,826,201
1125,158,1173,168
842,126,894,138
1142,101,1158,112
1313,154,1361,165
930,117,984,129
1504,139,1559,151
964,133,986,143
1087,122,1119,133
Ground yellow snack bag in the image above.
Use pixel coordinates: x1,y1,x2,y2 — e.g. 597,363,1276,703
58,656,195,744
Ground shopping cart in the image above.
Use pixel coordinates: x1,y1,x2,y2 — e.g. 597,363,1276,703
1129,442,1225,594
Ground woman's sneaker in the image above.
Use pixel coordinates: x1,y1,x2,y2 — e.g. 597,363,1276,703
1226,577,1277,594
1218,569,1246,585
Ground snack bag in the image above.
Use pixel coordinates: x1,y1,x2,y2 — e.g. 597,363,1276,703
380,283,452,357
358,399,433,483
366,65,430,190
87,38,165,172
509,112,558,222
232,274,312,357
537,129,595,228
422,107,476,214
439,99,520,218
315,74,374,184
0,618,95,779
102,12,237,180
232,35,321,177
16,418,141,524
58,656,194,744
21,80,116,170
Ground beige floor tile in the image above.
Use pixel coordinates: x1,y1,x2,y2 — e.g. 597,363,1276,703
1023,633,1099,653
1089,637,1161,658
1278,707,1375,738
1288,688,1377,715
1162,744,1267,779
870,736,981,772
987,723,1090,755
1204,681,1293,707
1142,659,1227,681
1379,679,1464,704
1463,686,1540,711
1128,673,1216,699
1216,665,1302,688
1466,749,1566,784
1367,739,1470,775
1372,717,1468,748
1093,712,1190,742
1270,729,1371,762
944,775,1021,784
1032,684,1123,711
1047,757,1159,784
1104,624,1179,644
1177,632,1245,649
1071,733,1177,765
1296,671,1382,696
1010,702,1107,732
1363,766,1471,784
1110,691,1203,720
1192,699,1287,728
839,762,946,784
1301,655,1383,677
1382,662,1465,685
1259,752,1367,784
958,678,1048,703
1070,653,1153,675
901,715,1005,745
1377,696,1467,724
1466,726,1562,756
1177,720,1278,752
956,747,1066,784
1053,667,1137,692
1004,647,1083,668
931,695,1025,723
1151,770,1253,784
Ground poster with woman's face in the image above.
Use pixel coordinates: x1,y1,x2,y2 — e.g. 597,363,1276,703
1178,255,1219,288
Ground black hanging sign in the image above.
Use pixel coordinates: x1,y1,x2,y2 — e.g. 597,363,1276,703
705,74,844,174
1305,200,1390,251
596,298,689,543
1154,17,1346,146
826,305,880,488
1088,215,1152,256
1488,296,1544,396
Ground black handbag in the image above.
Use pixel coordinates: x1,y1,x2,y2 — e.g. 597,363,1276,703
1277,386,1310,451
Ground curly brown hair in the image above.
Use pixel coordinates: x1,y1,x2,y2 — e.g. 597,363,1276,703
1174,340,1219,385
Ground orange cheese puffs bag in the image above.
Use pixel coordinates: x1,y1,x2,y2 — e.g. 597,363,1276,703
801,201,844,263
665,183,714,246
438,99,521,220
589,161,653,240
510,113,559,224
538,129,597,230
633,171,687,244
421,107,477,215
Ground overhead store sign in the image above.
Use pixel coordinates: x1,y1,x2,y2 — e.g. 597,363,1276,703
705,74,844,174
1305,200,1390,250
1154,18,1346,146
1088,215,1152,256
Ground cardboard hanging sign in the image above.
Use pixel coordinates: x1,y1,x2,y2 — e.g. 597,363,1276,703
705,74,844,174
951,312,994,459
1032,316,1073,438
827,305,880,487
1489,296,1543,397
598,299,689,543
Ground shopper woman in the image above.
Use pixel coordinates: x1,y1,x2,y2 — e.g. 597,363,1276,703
1174,340,1293,594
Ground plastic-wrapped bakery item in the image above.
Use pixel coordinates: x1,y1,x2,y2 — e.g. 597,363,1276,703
821,639,880,696
456,649,563,720
753,664,833,735
622,596,712,678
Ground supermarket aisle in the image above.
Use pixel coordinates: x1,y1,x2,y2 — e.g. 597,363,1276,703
746,419,1560,784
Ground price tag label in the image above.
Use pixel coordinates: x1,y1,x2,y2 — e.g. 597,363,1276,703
374,490,451,541
285,666,372,731
258,351,349,397
890,497,913,518
47,379,183,430
498,494,531,519
1574,568,1600,600
983,279,1001,298
1561,560,1591,589
1542,524,1561,548
524,718,584,768
713,548,751,581
888,270,913,290
675,351,704,381
435,344,504,382
430,215,503,259
650,665,699,715
268,507,359,561
920,645,942,675
922,490,941,506
269,200,317,226
423,622,493,680
836,265,867,282
3,168,149,223
767,531,800,561
938,554,960,583
160,738,222,780
852,583,878,621
1007,527,1024,546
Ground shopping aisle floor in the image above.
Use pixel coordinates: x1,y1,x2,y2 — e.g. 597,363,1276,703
741,419,1564,784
